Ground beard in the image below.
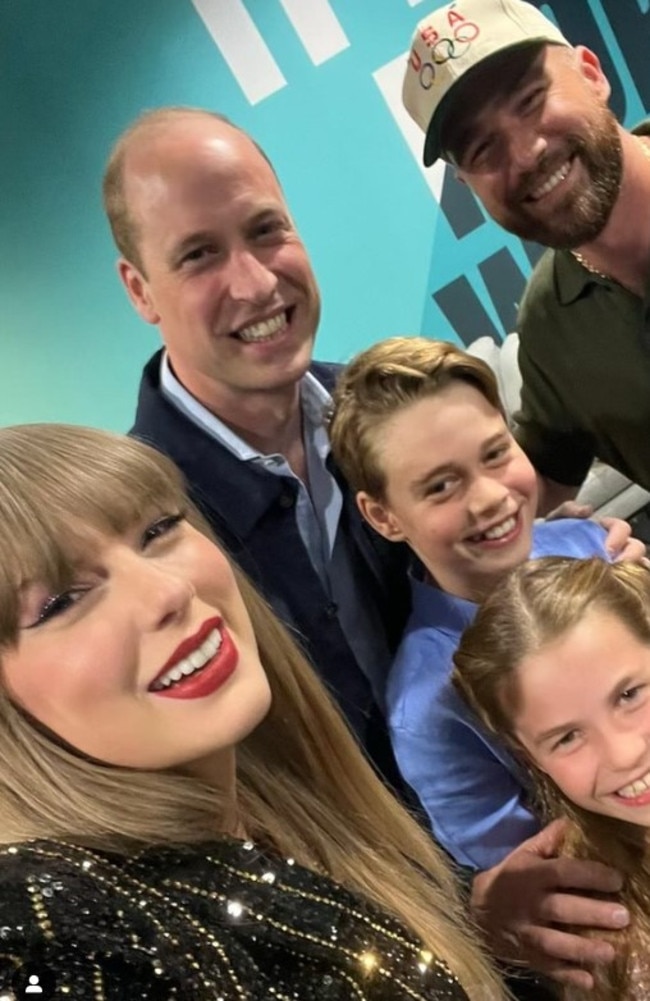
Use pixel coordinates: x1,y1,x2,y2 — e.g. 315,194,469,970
497,108,623,249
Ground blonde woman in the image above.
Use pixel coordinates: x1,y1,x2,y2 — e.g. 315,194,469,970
453,557,650,1000
0,423,505,1001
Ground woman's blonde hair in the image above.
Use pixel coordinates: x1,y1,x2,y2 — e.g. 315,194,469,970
0,423,505,1000
453,557,650,999
328,336,504,499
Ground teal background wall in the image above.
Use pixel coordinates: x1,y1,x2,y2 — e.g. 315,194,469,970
3,1,649,430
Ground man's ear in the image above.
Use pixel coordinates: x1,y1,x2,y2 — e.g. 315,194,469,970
118,258,160,325
356,491,406,542
574,45,611,102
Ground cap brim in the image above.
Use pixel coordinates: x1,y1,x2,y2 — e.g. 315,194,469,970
423,37,557,167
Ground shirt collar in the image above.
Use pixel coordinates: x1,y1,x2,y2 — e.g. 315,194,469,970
554,247,612,306
408,568,477,633
160,352,332,462
300,372,333,464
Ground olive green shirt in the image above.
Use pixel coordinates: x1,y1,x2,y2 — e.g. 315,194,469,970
515,236,650,489
515,122,650,489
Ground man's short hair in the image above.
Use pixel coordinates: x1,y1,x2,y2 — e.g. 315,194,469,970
102,107,276,273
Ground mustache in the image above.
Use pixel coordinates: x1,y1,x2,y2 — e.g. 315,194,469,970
514,138,584,202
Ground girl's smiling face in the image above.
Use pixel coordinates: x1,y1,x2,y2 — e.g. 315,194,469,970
514,607,650,825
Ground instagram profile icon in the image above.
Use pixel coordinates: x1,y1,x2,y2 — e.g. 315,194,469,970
9,966,56,997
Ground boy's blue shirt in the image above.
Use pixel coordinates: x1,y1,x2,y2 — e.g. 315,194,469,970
387,518,610,871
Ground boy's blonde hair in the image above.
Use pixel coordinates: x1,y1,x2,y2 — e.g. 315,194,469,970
329,336,504,499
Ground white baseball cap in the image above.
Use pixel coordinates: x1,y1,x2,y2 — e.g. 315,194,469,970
402,0,569,166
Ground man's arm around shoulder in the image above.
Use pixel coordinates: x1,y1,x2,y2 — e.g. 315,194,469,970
470,820,629,991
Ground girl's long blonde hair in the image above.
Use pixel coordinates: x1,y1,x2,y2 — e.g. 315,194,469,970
0,423,505,1000
453,556,650,999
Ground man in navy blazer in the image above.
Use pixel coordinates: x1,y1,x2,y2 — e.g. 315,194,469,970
103,107,410,783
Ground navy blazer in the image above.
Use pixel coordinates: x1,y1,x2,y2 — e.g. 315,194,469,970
130,352,411,781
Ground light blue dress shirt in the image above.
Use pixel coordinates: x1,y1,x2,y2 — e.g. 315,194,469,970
387,518,610,871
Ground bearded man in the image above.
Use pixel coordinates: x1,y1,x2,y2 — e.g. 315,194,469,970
403,0,650,514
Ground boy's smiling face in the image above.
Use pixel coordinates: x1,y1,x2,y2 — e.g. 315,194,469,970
357,381,538,601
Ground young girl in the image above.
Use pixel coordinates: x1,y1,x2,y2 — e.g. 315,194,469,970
0,422,504,1001
328,336,612,871
453,556,650,1000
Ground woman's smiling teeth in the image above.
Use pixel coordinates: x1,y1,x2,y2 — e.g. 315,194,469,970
468,514,517,544
151,628,223,691
529,158,572,201
616,769,650,799
236,311,287,343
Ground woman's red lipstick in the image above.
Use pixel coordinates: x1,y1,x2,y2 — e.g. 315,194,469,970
149,616,238,700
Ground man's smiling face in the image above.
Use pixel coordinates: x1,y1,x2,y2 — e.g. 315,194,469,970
119,115,321,406
448,45,623,249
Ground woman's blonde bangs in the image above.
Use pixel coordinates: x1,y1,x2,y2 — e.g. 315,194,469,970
0,425,187,643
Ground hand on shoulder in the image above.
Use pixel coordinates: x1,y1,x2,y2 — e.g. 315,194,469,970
470,820,629,990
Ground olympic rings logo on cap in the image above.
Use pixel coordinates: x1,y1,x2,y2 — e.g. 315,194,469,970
409,17,480,90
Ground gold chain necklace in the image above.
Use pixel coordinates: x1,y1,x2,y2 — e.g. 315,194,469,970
571,134,650,280
570,251,610,281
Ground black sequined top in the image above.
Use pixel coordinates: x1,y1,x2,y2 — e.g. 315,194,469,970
0,838,472,1000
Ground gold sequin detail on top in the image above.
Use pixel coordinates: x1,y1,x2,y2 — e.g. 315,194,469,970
0,838,470,1000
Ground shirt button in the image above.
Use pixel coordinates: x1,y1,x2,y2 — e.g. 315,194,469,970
278,491,295,508
324,601,338,619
